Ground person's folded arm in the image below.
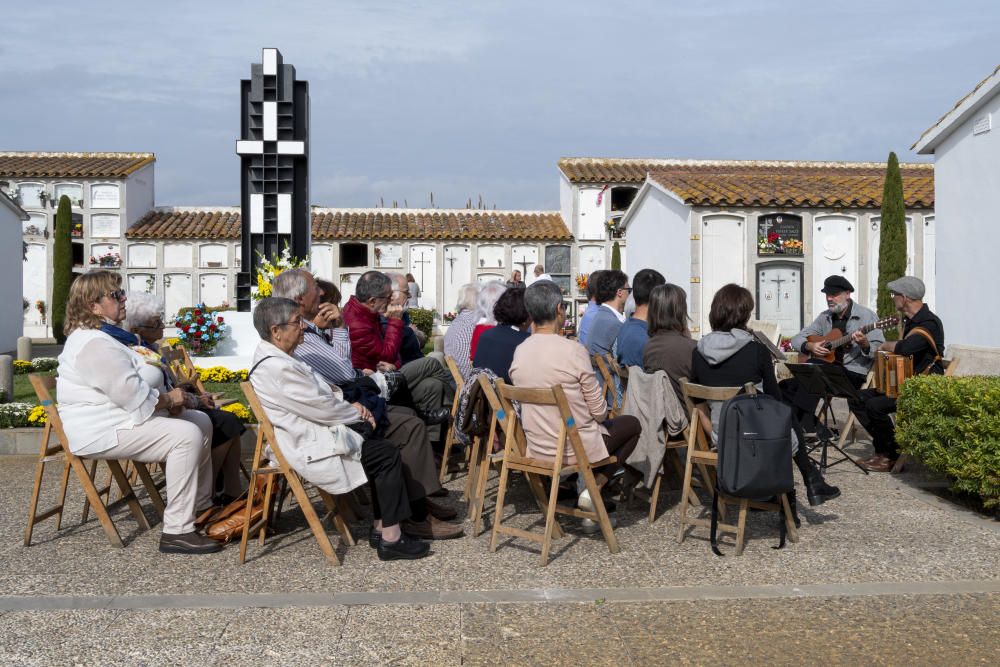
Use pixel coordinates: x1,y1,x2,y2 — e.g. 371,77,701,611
75,338,158,425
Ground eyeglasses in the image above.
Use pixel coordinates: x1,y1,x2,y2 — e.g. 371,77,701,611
139,320,165,329
274,318,304,328
105,289,126,301
889,291,901,298
619,287,633,294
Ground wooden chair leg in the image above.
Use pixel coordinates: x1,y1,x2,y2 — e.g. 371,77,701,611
580,466,619,555
463,433,482,501
133,463,166,517
318,489,355,547
488,459,513,553
677,451,696,544
648,467,663,524
80,459,100,524
106,460,151,530
735,498,749,556
539,467,563,566
780,493,799,543
470,448,495,537
283,472,340,565
524,472,565,539
69,457,124,548
24,427,56,546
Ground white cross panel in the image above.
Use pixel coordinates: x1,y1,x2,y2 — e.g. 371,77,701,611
263,48,278,75
236,140,305,156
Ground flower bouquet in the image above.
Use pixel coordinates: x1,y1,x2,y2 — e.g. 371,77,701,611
173,305,228,356
253,243,310,300
575,273,589,292
443,311,457,323
89,251,122,267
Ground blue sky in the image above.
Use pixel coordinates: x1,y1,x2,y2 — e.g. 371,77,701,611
2,1,997,209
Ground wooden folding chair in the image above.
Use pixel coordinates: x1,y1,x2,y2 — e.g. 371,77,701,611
891,357,959,473
238,382,355,566
676,379,797,556
592,354,623,417
646,431,696,524
24,375,164,548
438,354,469,486
489,381,619,566
464,374,512,536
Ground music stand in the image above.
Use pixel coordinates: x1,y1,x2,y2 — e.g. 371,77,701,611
785,363,868,474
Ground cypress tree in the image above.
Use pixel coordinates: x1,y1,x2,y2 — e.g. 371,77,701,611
51,195,73,343
611,241,621,270
877,152,907,339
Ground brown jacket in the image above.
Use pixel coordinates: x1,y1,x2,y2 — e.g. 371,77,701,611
643,330,697,401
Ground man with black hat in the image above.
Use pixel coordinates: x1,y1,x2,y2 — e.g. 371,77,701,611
780,275,885,433
851,276,944,472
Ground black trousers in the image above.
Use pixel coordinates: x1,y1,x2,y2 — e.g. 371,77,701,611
597,415,641,477
360,437,411,527
779,362,867,430
848,389,899,458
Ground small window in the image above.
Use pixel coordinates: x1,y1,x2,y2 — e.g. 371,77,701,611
610,186,639,212
72,242,84,267
339,242,368,268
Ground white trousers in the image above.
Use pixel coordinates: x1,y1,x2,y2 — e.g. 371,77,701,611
104,410,214,534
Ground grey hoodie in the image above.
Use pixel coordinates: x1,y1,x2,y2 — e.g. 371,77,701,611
696,329,756,366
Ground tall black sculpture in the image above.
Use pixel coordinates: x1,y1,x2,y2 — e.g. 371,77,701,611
235,48,310,311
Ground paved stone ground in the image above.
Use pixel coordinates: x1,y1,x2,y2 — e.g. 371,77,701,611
0,429,997,665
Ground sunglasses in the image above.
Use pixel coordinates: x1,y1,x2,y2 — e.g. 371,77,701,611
105,289,126,301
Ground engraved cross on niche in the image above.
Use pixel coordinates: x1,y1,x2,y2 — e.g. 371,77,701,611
413,251,433,288
769,275,787,312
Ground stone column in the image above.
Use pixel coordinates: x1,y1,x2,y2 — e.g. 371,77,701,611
0,355,12,404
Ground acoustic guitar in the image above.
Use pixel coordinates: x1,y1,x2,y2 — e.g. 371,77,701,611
797,316,899,363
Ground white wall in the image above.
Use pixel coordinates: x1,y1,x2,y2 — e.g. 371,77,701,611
624,186,692,299
932,91,1000,348
124,163,155,229
559,172,574,235
0,205,24,352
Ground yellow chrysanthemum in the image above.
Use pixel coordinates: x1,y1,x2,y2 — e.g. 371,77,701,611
27,405,47,425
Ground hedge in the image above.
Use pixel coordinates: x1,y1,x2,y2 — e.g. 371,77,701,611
408,308,434,339
896,375,1000,508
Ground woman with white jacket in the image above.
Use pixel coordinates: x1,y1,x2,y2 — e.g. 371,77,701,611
249,297,430,561
56,271,219,554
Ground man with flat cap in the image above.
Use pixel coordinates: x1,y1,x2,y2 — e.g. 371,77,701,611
850,276,945,472
780,275,885,434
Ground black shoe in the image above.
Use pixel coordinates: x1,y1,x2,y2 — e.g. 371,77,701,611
806,477,841,506
377,534,431,561
368,527,381,549
418,407,452,426
159,531,223,554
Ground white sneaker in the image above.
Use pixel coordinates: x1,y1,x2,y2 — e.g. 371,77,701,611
581,516,617,534
577,489,593,511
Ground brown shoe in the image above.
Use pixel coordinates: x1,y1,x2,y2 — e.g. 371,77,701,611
425,498,458,521
402,515,464,540
861,455,895,472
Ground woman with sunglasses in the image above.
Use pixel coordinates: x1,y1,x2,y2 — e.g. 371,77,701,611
56,271,220,555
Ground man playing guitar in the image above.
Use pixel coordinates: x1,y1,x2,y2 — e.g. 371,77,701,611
780,275,886,433
850,276,945,472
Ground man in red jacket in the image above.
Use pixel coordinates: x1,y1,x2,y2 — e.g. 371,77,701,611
342,271,454,441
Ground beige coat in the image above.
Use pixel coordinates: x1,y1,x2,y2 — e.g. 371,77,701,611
249,341,368,495
622,367,688,488
509,333,609,464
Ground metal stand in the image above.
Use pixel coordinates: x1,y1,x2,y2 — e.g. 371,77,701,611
785,363,868,474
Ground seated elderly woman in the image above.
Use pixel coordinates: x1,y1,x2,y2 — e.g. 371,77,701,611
443,283,480,380
249,297,431,561
509,280,642,527
56,270,219,554
468,280,508,360
471,287,530,383
119,291,245,504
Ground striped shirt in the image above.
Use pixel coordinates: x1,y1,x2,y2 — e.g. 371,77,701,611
443,308,478,380
294,320,358,385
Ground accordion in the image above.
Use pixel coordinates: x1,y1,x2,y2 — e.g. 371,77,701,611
874,351,914,399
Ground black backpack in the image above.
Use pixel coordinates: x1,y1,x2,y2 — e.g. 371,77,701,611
710,392,795,555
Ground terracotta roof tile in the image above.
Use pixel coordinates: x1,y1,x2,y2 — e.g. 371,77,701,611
311,209,570,241
0,152,156,179
127,209,241,239
127,208,571,241
647,163,934,208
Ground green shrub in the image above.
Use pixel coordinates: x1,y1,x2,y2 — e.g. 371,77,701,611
897,375,1000,508
611,241,621,270
408,308,435,339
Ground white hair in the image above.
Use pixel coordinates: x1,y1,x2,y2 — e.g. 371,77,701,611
123,291,165,331
271,268,312,300
475,281,507,325
454,283,480,313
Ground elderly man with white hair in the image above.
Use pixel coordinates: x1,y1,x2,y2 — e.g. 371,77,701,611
271,269,463,540
443,283,480,381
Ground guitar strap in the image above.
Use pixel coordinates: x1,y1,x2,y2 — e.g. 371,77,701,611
904,327,942,374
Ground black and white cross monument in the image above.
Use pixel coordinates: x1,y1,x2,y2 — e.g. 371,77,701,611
235,48,310,311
